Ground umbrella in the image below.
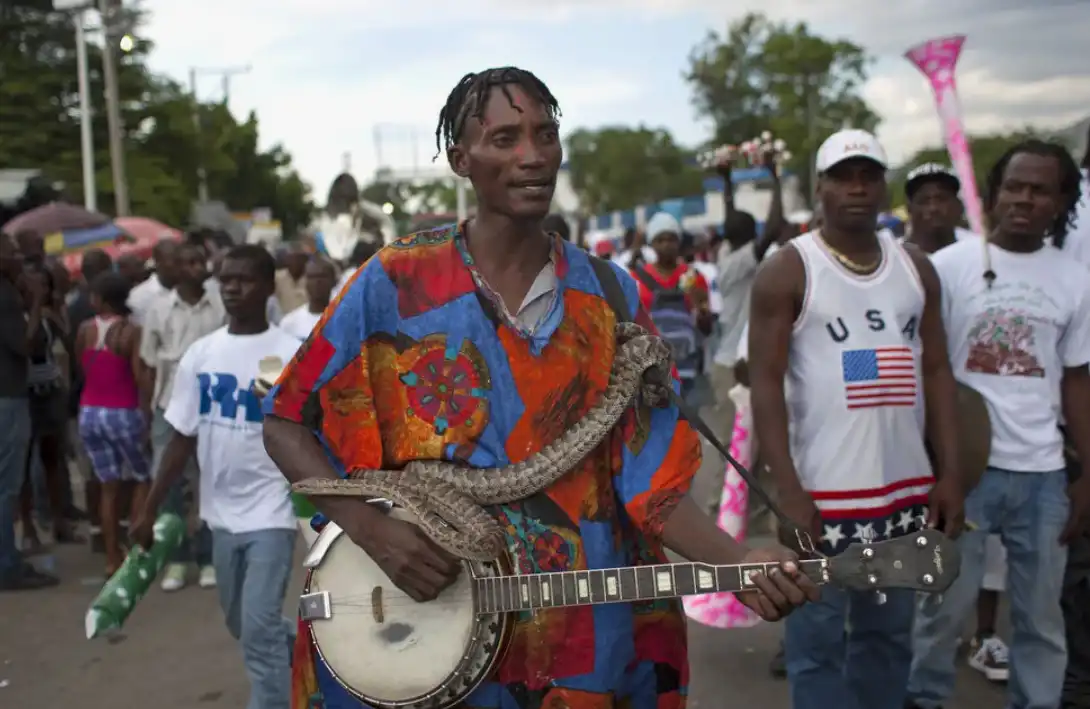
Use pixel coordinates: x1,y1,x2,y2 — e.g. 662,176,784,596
60,234,153,277
45,223,127,255
2,201,109,238
114,216,182,243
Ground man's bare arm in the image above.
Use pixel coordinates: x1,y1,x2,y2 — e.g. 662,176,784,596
905,247,962,486
748,249,807,505
263,416,387,534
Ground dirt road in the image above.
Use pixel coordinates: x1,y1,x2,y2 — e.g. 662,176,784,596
2,402,1005,707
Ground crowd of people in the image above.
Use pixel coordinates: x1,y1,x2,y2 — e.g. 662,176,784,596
1,64,1089,709
0,230,378,591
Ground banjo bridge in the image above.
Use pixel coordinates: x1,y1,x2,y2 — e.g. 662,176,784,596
372,586,385,623
299,591,332,621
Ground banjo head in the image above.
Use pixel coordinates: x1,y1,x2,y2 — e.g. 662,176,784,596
303,514,511,709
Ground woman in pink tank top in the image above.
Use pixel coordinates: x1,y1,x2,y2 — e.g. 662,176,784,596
75,272,151,575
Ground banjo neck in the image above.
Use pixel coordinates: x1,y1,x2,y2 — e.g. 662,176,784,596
473,558,830,615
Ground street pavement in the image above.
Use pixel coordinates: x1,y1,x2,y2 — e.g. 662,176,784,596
2,399,1006,707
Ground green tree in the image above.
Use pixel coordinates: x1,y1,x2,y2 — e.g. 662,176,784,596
360,175,475,218
0,0,155,212
404,178,476,215
889,131,1041,208
360,172,410,222
0,0,313,231
565,126,704,213
685,12,879,197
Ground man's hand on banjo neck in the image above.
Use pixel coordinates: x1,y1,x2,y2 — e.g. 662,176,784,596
264,416,461,602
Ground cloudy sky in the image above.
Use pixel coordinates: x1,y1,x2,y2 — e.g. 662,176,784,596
141,0,1089,196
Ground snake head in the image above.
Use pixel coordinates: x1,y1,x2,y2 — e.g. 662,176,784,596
641,366,674,408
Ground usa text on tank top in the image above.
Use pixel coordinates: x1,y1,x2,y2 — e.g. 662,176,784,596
787,231,934,552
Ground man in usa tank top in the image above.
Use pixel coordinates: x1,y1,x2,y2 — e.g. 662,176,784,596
748,129,967,709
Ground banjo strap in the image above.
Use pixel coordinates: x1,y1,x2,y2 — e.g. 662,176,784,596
587,256,814,552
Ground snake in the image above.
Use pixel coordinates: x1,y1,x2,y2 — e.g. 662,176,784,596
290,322,676,561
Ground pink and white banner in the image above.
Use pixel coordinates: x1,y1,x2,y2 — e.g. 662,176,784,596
905,35,985,235
682,391,760,629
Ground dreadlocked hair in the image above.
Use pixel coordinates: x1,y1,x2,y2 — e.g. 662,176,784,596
1081,123,1089,169
434,67,561,158
984,139,1083,250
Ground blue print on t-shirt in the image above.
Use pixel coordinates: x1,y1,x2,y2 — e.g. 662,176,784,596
197,372,263,423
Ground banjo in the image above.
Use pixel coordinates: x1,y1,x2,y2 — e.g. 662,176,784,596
298,502,960,709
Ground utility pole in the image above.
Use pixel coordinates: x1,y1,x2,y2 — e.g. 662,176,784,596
373,126,384,172
806,74,818,205
189,65,251,203
53,0,96,211
99,0,129,215
189,68,208,203
74,14,95,212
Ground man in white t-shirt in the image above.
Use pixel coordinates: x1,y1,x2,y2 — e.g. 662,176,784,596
1062,167,1090,268
907,141,1090,709
280,257,337,341
140,241,226,592
1061,141,1090,709
904,162,1012,680
133,245,300,709
127,240,178,325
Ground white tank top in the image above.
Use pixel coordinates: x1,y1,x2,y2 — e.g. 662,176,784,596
787,231,933,547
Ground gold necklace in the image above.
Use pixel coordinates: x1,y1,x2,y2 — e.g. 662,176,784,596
817,231,881,275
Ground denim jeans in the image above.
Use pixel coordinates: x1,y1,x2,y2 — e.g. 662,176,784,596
784,584,916,709
212,527,297,709
152,409,212,566
909,468,1069,709
0,398,31,580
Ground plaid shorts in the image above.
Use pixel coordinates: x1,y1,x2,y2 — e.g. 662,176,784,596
78,406,151,483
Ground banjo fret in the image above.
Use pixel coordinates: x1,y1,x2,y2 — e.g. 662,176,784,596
475,559,830,614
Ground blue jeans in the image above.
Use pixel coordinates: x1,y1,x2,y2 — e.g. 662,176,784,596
909,468,1069,709
212,527,297,709
152,410,212,565
785,583,916,709
0,398,31,580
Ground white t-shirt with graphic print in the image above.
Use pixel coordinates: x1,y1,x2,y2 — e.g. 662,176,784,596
165,325,300,534
933,236,1090,472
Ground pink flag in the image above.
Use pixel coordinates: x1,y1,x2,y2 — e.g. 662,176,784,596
905,35,985,235
682,401,760,629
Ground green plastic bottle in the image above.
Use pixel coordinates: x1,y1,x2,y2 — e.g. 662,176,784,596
84,512,185,639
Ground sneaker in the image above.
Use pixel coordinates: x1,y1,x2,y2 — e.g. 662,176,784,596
198,565,217,589
968,635,1009,682
89,527,105,554
0,563,60,591
160,563,188,592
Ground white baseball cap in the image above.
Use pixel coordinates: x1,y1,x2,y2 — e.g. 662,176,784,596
815,129,888,173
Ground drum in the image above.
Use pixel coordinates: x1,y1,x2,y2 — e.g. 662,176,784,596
955,382,991,490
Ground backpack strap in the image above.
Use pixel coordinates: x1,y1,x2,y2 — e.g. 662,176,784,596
587,251,813,553
629,265,662,295
589,256,631,323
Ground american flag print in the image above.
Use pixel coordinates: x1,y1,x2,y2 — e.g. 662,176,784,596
841,346,918,409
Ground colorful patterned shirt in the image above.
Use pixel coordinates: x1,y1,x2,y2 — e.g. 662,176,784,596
266,224,701,709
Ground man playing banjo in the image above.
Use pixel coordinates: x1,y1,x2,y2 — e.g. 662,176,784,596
263,67,819,709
